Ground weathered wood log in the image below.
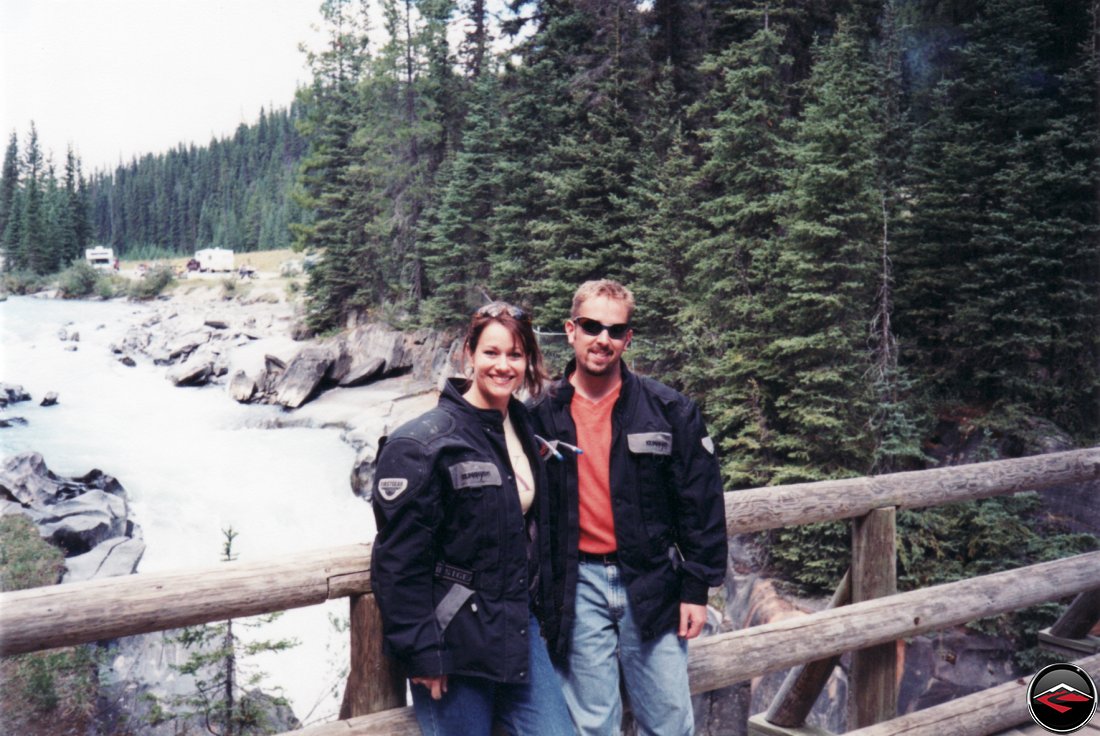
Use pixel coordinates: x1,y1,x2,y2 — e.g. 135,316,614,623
339,594,406,718
850,507,898,729
0,544,372,656
3,450,1096,658
687,551,1100,695
274,559,1100,736
1048,587,1100,639
841,652,1100,736
724,447,1100,535
764,570,851,727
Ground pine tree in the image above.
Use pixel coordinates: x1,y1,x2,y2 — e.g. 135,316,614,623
149,528,297,736
0,132,19,270
684,5,794,487
765,18,882,483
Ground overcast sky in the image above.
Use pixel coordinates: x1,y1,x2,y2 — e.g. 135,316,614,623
2,0,326,174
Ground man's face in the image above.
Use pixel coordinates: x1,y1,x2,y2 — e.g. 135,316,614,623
565,295,632,378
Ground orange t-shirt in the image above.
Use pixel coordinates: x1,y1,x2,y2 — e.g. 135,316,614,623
571,384,622,554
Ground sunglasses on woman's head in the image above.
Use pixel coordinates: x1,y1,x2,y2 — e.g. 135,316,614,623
477,302,529,321
572,317,630,340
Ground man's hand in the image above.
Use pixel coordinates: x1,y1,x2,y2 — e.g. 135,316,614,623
411,674,449,700
678,602,708,639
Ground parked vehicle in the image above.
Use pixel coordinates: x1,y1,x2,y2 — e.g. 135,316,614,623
194,248,234,272
85,247,116,271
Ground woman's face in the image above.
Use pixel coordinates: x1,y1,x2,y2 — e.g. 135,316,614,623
465,321,527,412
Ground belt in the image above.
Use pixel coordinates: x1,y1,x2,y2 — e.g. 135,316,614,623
578,550,618,565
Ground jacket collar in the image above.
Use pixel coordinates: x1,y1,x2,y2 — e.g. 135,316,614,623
441,376,524,428
551,359,636,410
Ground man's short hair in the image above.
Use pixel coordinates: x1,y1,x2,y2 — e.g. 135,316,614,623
571,279,635,320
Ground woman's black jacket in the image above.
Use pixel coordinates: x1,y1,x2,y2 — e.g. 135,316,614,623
369,379,555,684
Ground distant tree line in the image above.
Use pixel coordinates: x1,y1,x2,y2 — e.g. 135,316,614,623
296,0,1099,482
0,106,308,269
0,125,92,274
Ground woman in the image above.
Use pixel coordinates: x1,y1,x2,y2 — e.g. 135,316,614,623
369,302,574,736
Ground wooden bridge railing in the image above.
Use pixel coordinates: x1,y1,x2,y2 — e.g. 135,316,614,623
1,447,1098,735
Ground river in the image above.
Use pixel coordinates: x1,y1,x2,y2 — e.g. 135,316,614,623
0,295,382,725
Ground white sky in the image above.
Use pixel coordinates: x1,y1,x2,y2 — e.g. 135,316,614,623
1,0,326,174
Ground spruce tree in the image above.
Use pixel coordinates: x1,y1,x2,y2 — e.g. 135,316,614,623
766,18,882,483
0,132,19,269
684,7,793,488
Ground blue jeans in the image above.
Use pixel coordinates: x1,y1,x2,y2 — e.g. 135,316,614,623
558,560,693,736
411,615,574,736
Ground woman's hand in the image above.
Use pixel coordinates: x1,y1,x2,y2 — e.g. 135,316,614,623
411,674,449,700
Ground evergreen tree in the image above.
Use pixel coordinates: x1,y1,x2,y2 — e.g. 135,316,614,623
766,19,882,483
0,132,19,269
294,0,375,331
149,528,296,736
684,6,793,488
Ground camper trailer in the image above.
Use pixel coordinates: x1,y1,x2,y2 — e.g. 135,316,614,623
85,246,116,271
194,248,234,272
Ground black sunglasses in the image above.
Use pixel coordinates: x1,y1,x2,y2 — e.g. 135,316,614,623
477,302,529,321
572,316,630,340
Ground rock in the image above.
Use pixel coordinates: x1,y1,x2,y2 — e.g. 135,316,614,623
154,330,209,365
63,536,146,582
38,489,129,555
273,346,336,408
166,344,225,386
58,327,69,341
204,318,229,330
70,331,80,342
64,344,78,352
1,383,32,406
0,415,28,428
119,355,137,367
40,391,60,406
228,370,257,403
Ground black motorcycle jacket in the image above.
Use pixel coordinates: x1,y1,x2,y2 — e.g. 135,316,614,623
370,378,555,683
529,360,728,659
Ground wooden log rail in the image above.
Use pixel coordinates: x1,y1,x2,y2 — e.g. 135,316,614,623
1,447,1097,735
0,544,374,656
3,447,1096,658
273,551,1100,736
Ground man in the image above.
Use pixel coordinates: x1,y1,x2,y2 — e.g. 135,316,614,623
530,280,728,736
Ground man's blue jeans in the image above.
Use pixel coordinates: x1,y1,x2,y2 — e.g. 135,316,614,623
557,560,693,736
411,614,574,736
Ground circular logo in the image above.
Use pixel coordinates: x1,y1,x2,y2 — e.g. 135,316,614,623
1027,662,1097,733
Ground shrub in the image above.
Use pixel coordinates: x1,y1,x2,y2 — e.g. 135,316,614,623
56,261,100,299
0,270,51,295
128,265,175,300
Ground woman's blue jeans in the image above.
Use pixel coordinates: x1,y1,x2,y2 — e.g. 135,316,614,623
556,560,693,736
411,614,575,736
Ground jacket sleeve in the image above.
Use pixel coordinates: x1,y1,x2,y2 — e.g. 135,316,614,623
370,435,451,677
671,398,729,604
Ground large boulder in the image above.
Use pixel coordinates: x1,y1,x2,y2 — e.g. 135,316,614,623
0,452,143,570
166,344,229,387
273,346,337,408
63,535,146,582
0,383,32,407
37,489,130,555
228,370,257,403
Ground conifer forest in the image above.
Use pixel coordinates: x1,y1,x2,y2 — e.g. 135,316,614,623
3,0,1099,504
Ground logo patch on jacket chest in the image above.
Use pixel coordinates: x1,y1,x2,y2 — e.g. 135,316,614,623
627,432,673,455
449,461,502,489
377,478,409,501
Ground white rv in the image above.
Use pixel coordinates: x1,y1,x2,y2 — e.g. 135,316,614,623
85,246,116,271
194,248,234,272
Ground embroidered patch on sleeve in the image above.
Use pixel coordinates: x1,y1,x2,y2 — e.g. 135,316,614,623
377,478,409,501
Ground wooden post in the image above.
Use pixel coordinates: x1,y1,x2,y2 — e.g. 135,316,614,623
340,593,406,718
849,507,897,730
764,570,851,728
1048,588,1100,638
